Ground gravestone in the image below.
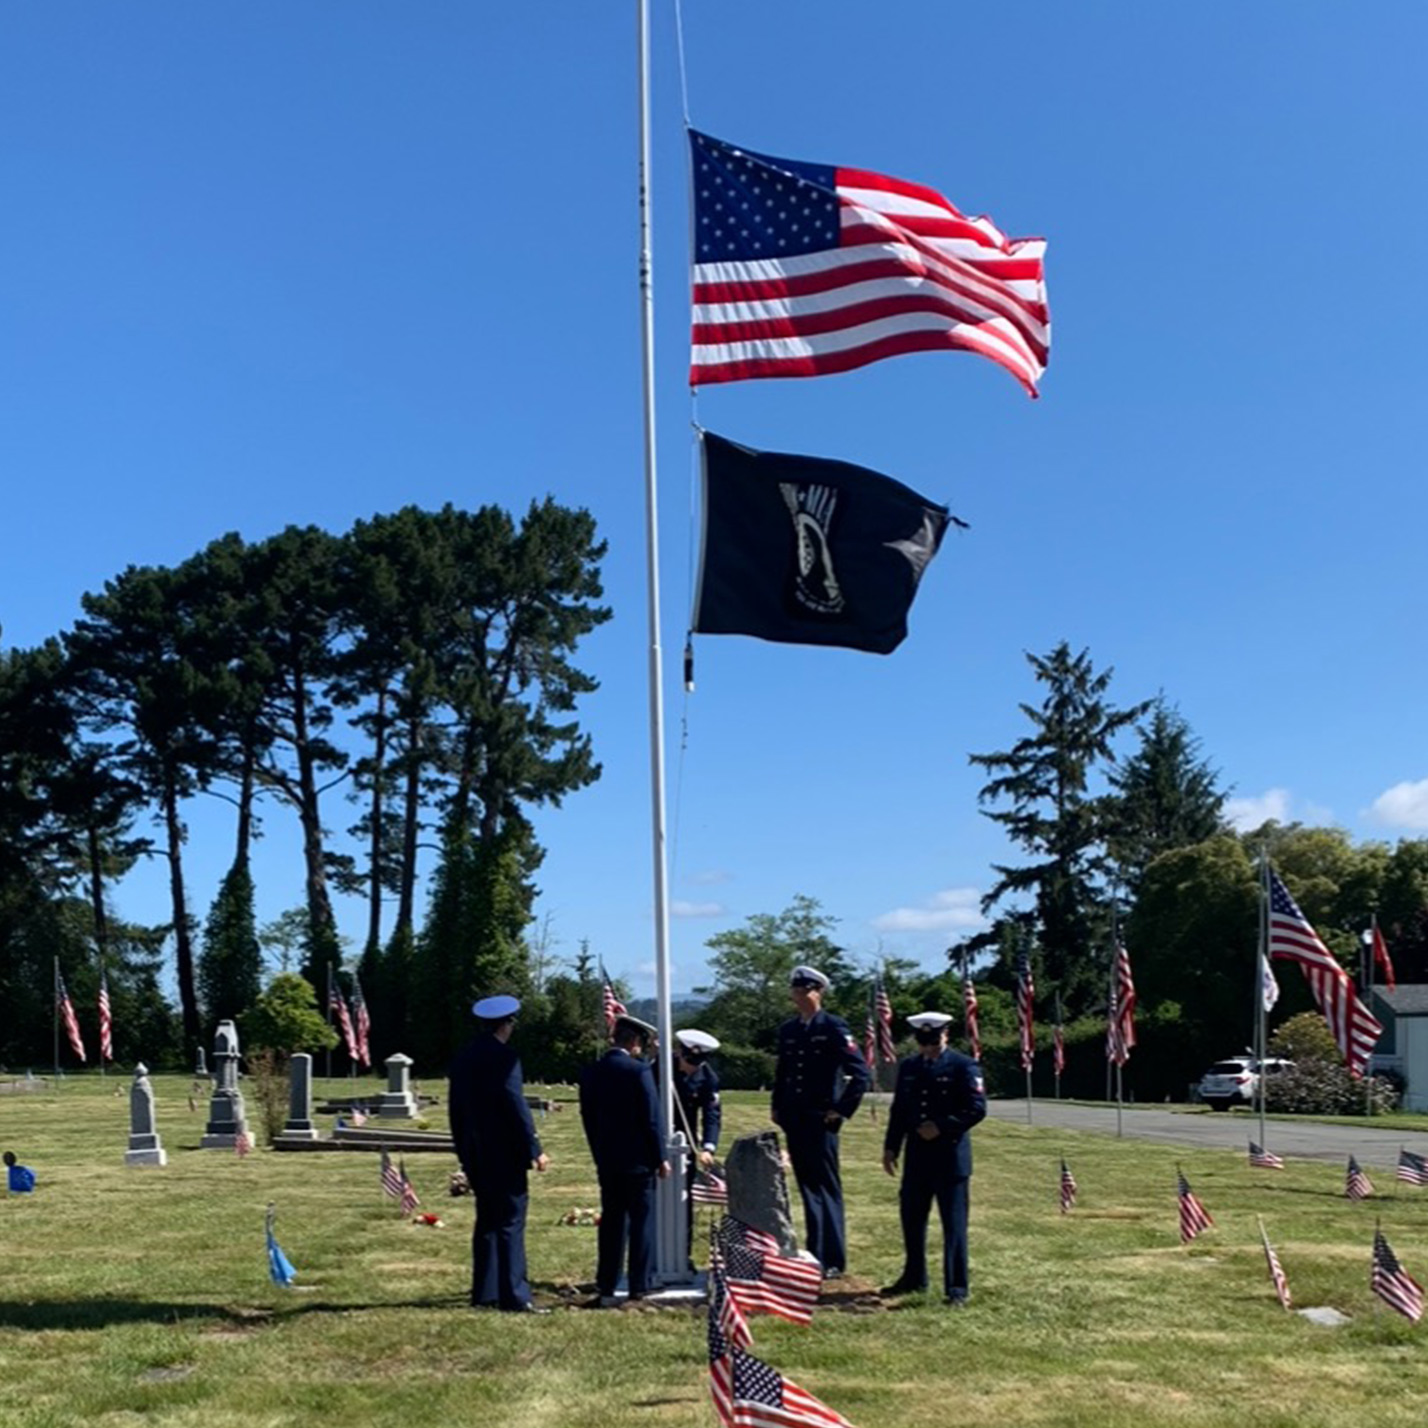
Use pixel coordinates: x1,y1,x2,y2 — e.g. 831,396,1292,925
195,1046,209,1079
278,1053,320,1141
726,1130,797,1255
373,1053,418,1119
124,1063,168,1166
200,1020,255,1149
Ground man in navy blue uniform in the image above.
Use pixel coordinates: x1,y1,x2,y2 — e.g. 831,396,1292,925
579,1014,669,1304
448,995,550,1314
881,1011,987,1305
771,965,870,1279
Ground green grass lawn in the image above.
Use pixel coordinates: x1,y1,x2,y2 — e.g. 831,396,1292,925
3,1075,1427,1428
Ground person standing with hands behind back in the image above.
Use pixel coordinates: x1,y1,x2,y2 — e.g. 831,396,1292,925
882,1011,986,1306
771,966,870,1280
448,995,550,1314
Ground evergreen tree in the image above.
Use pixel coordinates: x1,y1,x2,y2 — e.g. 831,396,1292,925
969,642,1149,1014
197,858,263,1034
1106,699,1225,889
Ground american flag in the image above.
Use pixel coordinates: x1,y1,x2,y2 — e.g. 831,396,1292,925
1267,869,1381,1076
1106,943,1137,1067
1371,922,1396,993
864,976,896,1068
56,969,87,1063
709,1257,753,1356
1372,1229,1424,1322
717,1216,822,1326
380,1148,403,1201
349,1107,368,1128
1258,1218,1292,1311
1260,951,1280,1013
399,1159,420,1216
1346,1155,1374,1201
688,130,1048,399
351,973,372,1067
963,976,981,1062
97,967,113,1063
1059,1158,1077,1214
1177,1172,1214,1243
693,1170,730,1207
235,1130,253,1158
600,963,626,1035
1052,997,1065,1078
1248,1141,1285,1170
330,978,358,1062
1396,1149,1428,1187
1016,951,1035,1073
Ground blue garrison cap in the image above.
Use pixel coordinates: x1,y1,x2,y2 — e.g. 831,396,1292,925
789,965,830,991
472,994,521,1020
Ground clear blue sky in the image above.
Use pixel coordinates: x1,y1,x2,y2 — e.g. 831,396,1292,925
4,4,1425,997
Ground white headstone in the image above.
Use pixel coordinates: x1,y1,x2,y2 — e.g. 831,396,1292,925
124,1063,168,1167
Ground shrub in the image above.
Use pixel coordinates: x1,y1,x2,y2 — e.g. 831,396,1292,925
1264,1059,1397,1116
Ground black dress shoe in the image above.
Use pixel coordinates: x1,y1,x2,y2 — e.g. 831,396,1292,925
881,1278,928,1296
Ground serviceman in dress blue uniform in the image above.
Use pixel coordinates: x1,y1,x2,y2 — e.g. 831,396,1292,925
771,965,870,1279
448,995,550,1314
881,1011,987,1305
579,1013,670,1304
673,1028,722,1261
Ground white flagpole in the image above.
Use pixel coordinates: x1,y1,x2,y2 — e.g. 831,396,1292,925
1257,849,1269,1151
636,0,688,1286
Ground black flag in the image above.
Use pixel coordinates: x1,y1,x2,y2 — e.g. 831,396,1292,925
692,431,951,654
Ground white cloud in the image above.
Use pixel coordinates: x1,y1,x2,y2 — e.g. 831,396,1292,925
872,887,984,934
670,899,725,919
1224,788,1291,832
1368,778,1428,830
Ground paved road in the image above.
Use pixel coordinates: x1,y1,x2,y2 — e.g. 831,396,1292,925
986,1100,1423,1173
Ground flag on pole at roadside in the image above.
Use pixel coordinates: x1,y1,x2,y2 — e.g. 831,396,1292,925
1371,922,1396,993
1267,869,1381,1076
1397,1149,1428,1186
1372,1228,1423,1322
1178,1171,1214,1243
330,976,358,1062
97,968,113,1063
1249,1141,1285,1170
963,975,981,1062
1260,951,1280,1013
1052,995,1065,1078
1258,1218,1292,1310
1016,950,1035,1073
57,969,86,1063
1106,943,1137,1067
350,973,372,1068
266,1203,296,1287
692,432,952,656
687,129,1049,398
380,1148,403,1201
1059,1158,1077,1213
1346,1155,1374,1201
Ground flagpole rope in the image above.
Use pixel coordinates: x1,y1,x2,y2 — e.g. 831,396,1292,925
672,0,691,127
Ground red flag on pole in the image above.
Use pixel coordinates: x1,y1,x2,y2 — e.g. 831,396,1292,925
57,968,87,1063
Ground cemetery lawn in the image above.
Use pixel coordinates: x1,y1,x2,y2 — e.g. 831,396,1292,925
3,1078,1427,1428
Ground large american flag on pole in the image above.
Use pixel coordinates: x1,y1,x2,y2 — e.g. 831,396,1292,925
97,967,114,1063
330,977,359,1062
689,131,1048,398
1106,943,1136,1067
350,972,372,1068
963,975,981,1062
57,967,86,1063
599,962,626,1035
864,976,895,1067
716,1216,822,1326
1267,869,1381,1077
1016,951,1035,1073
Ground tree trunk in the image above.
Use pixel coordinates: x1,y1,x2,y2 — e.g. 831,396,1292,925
291,668,338,981
395,714,422,940
161,770,201,1052
365,685,388,959
86,822,110,963
235,737,255,871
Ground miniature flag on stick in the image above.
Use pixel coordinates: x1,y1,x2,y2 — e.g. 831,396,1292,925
380,1148,403,1201
1249,1141,1285,1170
1258,1217,1292,1311
1346,1155,1374,1201
1177,1171,1214,1243
1059,1158,1077,1213
1396,1149,1428,1187
716,1216,822,1326
693,1171,730,1207
235,1130,253,1158
399,1159,420,1216
266,1203,297,1287
1372,1227,1423,1322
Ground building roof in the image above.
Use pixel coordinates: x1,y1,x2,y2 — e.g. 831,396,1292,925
1374,985,1428,1017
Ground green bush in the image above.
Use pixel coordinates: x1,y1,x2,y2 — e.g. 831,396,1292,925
1264,1061,1398,1116
713,1043,776,1091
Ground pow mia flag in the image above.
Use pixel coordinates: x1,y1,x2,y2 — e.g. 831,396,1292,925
692,431,953,655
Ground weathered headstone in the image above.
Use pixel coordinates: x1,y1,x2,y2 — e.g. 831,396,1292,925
373,1053,418,1119
200,1020,255,1150
726,1130,797,1255
124,1063,168,1166
195,1046,209,1079
277,1053,320,1141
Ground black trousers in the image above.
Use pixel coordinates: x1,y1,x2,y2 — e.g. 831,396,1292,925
471,1179,531,1310
899,1156,970,1299
596,1170,657,1297
784,1118,847,1273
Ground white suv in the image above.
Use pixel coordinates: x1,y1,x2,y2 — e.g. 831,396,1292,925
1197,1057,1294,1111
